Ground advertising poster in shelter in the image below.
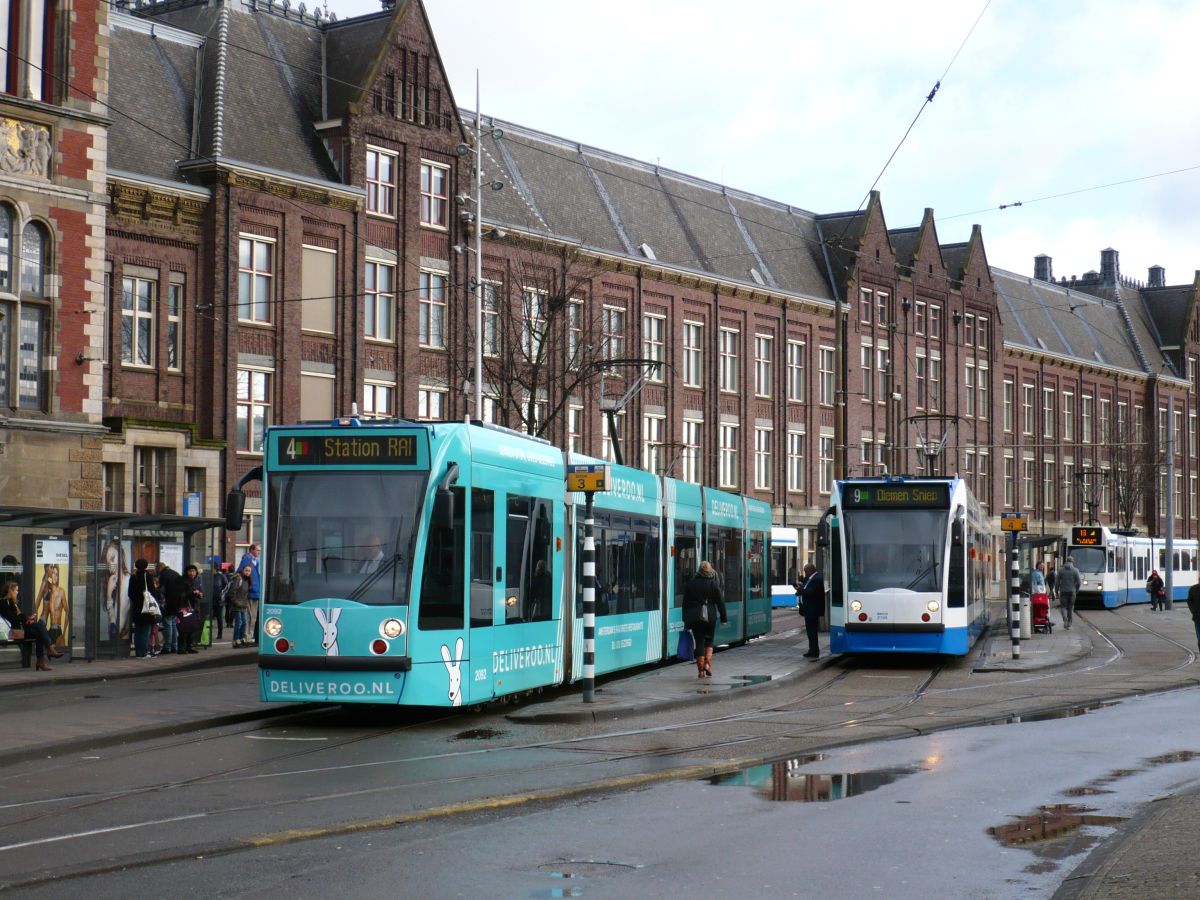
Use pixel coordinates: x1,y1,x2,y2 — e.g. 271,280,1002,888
32,538,70,649
101,537,133,640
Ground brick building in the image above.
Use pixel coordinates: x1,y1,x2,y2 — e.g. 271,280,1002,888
0,0,112,643
96,0,1199,580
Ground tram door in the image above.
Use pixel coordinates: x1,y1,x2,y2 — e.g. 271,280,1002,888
709,525,744,644
466,486,497,703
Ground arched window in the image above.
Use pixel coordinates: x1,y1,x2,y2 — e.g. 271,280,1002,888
0,204,12,292
21,220,44,295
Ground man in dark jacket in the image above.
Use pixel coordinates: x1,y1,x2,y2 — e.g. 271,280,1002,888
1187,581,1200,652
156,562,188,653
795,562,824,659
1056,557,1081,629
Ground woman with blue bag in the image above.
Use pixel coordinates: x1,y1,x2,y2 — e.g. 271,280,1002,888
682,561,728,679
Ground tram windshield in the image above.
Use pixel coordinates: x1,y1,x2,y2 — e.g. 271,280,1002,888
841,507,949,593
1069,547,1106,574
265,471,426,606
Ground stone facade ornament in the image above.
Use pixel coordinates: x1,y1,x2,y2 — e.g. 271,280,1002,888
0,118,51,179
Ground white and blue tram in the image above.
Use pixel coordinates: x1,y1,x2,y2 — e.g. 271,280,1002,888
232,419,773,707
1063,525,1200,608
822,476,992,655
770,526,800,608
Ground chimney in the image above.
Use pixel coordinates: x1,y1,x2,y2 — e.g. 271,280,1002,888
1148,265,1165,288
1099,248,1120,286
1033,254,1053,282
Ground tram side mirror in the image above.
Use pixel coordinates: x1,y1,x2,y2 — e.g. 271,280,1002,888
224,489,246,533
817,518,830,548
433,488,455,531
952,517,964,545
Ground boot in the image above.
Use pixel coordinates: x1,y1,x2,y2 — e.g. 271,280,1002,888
705,651,714,677
36,657,51,672
46,646,63,658
696,653,707,679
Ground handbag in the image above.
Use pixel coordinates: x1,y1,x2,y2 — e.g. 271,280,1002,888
177,608,201,634
698,600,709,623
8,627,24,641
677,629,695,661
142,595,162,617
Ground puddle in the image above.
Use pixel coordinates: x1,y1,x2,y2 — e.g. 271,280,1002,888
990,701,1118,725
710,754,920,802
1144,750,1200,766
1061,785,1115,797
728,674,774,685
531,890,582,899
989,804,1127,847
451,727,506,741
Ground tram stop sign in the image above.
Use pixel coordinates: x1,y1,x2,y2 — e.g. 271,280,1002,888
1001,514,1028,533
566,464,610,494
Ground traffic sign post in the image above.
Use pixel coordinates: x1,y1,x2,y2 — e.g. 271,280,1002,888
1001,514,1026,659
567,465,610,702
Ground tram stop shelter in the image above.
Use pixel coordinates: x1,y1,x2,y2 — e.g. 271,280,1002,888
0,506,225,662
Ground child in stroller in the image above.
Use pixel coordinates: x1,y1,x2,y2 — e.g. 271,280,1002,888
1031,590,1053,633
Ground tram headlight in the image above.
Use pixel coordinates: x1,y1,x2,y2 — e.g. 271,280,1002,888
927,600,940,612
264,617,283,637
850,600,863,612
381,618,405,639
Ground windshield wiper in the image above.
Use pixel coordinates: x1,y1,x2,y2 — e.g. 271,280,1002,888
905,562,938,591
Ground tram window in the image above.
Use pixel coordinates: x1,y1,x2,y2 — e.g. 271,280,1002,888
674,522,698,609
470,489,495,627
417,486,466,630
1159,549,1166,569
504,496,554,624
708,526,744,607
749,531,766,602
947,518,965,607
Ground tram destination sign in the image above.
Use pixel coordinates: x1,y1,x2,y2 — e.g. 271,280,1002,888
566,464,610,493
1071,526,1104,546
842,482,949,509
275,433,421,467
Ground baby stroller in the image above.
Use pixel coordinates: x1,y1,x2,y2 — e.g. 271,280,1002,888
1031,592,1053,634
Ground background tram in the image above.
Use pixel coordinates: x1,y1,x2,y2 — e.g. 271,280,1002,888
770,526,800,608
1064,525,1200,608
821,476,992,656
234,419,772,707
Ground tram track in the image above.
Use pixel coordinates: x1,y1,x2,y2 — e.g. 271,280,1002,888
3,611,1198,887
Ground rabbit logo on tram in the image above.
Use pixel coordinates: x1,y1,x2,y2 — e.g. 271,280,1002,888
821,476,993,656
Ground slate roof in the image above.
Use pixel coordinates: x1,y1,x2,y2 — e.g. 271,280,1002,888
111,0,338,186
993,267,1181,377
476,118,834,302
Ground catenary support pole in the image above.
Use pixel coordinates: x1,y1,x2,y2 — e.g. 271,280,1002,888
582,493,596,702
1010,532,1021,659
1166,407,1175,610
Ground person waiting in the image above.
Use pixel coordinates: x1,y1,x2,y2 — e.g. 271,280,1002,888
1,581,62,671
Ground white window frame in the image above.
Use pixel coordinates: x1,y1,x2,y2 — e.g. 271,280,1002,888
818,346,834,406
419,160,449,228
786,339,805,403
364,259,396,342
236,367,272,455
366,147,398,218
419,270,447,349
121,274,155,368
238,235,274,324
818,433,834,495
787,428,805,493
166,278,183,371
603,305,626,364
643,413,664,474
719,423,739,488
682,418,701,484
418,387,448,421
643,314,666,383
682,321,703,388
363,381,394,419
755,333,773,398
754,425,772,490
719,327,739,393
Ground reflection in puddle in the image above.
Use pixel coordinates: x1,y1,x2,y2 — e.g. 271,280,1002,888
991,701,1118,725
729,674,774,685
451,727,507,741
1145,749,1200,766
989,804,1126,847
711,755,921,802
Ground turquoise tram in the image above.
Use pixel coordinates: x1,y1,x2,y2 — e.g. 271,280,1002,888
822,476,992,656
228,419,772,706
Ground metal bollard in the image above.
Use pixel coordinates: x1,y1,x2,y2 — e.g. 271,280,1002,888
1010,542,1021,659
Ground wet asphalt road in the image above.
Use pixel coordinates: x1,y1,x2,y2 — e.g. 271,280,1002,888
0,606,1197,894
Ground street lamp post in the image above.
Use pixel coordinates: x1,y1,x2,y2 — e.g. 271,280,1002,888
472,74,483,419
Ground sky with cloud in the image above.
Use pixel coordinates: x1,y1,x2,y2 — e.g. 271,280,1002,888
337,0,1200,288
